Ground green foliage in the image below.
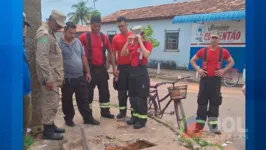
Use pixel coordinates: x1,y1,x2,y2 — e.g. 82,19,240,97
192,137,223,149
24,135,34,149
178,137,194,149
193,137,209,147
142,25,160,48
67,0,93,25
91,10,101,17
178,136,224,150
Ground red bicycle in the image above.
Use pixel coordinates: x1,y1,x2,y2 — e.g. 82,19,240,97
148,76,190,131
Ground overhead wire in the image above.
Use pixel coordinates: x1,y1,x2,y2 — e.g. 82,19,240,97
42,0,94,9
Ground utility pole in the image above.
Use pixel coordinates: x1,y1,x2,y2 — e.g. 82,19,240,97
24,0,43,135
93,0,96,10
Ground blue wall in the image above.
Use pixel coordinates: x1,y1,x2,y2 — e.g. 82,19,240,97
0,0,23,149
188,47,246,73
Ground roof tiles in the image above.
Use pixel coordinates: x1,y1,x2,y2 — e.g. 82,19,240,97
102,0,245,23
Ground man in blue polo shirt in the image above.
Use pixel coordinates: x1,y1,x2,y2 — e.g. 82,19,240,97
23,12,31,139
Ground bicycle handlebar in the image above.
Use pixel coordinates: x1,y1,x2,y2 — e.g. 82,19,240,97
151,76,191,88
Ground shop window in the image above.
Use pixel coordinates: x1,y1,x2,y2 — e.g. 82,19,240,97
164,29,180,52
107,31,117,44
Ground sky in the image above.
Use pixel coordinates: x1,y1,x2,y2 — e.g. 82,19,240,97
41,0,188,21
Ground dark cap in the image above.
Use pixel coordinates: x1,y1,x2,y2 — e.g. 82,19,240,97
90,15,101,23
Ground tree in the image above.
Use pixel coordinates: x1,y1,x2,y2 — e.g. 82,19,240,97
68,0,93,25
24,0,43,133
142,25,160,48
93,0,98,10
91,10,101,17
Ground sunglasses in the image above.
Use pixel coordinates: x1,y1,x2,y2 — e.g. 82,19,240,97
118,24,126,28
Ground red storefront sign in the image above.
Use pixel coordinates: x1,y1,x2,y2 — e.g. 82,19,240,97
204,31,242,41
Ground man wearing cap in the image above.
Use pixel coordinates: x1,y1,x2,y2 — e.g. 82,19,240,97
190,31,235,134
23,12,32,140
79,16,114,119
35,9,66,140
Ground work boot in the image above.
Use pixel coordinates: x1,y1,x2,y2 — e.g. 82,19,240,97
116,110,127,119
64,117,75,127
102,113,115,119
84,118,100,125
65,120,75,127
127,108,136,125
126,117,137,125
209,125,222,135
101,110,115,119
42,125,63,140
84,113,100,125
133,119,146,129
52,123,65,133
210,128,222,135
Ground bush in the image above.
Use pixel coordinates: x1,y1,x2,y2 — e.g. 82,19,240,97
24,135,34,149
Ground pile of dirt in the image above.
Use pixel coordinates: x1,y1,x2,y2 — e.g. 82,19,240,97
105,140,155,150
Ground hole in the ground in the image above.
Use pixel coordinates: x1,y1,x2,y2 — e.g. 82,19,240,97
105,140,156,150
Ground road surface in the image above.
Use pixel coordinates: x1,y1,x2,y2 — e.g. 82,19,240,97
148,77,245,150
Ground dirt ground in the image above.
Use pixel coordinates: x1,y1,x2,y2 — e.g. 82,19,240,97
29,74,245,150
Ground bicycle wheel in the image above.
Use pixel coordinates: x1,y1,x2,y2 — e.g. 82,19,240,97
223,70,240,87
174,100,187,132
147,95,159,117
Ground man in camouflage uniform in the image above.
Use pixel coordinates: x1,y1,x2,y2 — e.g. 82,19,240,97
35,9,66,140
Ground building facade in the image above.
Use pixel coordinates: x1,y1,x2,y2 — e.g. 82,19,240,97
101,20,192,70
101,0,245,71
188,20,245,72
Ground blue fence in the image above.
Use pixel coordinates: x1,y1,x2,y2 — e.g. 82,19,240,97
188,47,246,73
0,0,23,149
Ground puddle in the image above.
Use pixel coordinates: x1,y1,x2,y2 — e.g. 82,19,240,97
105,140,156,150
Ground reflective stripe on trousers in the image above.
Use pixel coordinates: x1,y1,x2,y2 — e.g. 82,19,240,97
119,106,127,110
100,102,111,108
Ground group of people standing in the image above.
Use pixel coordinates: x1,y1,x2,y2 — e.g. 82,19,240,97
23,9,152,141
23,8,239,143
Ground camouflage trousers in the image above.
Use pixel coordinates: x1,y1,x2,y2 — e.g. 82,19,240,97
23,94,32,138
40,85,60,125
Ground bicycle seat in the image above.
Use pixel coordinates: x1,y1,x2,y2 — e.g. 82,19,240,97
150,82,157,88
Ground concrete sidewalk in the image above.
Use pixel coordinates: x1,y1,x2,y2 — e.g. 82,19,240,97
108,68,245,87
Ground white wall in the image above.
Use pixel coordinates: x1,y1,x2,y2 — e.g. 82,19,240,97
101,19,192,68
